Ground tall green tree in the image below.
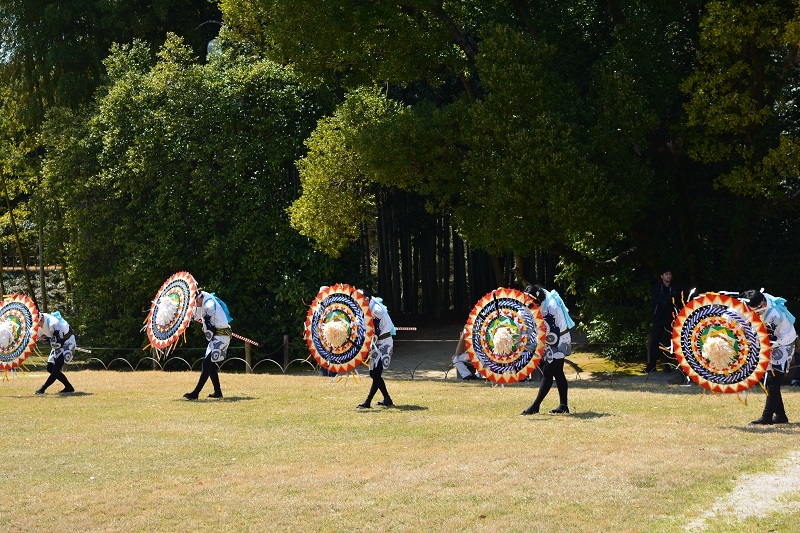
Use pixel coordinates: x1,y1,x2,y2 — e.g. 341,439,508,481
683,0,800,199
226,1,705,355
682,1,800,286
41,35,351,354
0,0,222,305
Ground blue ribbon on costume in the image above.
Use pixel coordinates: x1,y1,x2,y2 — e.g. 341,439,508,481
51,310,63,320
544,289,575,330
764,293,795,325
208,293,233,323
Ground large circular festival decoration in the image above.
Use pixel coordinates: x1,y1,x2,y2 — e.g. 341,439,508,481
0,294,41,371
465,288,547,384
671,292,770,393
145,271,198,357
304,284,375,374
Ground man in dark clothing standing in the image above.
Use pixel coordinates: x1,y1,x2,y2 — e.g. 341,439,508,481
647,268,679,373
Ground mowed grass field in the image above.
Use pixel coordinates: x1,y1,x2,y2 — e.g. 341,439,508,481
1,367,799,532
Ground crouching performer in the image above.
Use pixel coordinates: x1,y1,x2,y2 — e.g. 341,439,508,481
521,285,575,415
184,291,232,400
741,290,796,425
35,312,76,395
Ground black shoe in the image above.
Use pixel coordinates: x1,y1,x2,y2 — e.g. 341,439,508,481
549,405,570,414
208,392,223,399
520,406,539,416
59,387,75,394
790,380,800,387
750,415,773,425
644,365,656,373
183,392,198,400
773,414,789,424
377,400,394,407
462,375,477,380
34,389,45,395
356,402,371,409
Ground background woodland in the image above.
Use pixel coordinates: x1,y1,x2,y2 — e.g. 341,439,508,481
2,1,800,361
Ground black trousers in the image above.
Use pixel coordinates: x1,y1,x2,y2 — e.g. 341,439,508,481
192,356,221,395
793,351,800,381
762,370,786,418
531,358,568,409
648,318,671,368
40,355,72,392
364,364,391,404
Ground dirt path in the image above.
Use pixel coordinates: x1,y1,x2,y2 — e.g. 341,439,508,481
684,450,800,531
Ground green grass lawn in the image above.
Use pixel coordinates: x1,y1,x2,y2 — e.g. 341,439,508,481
1,367,799,532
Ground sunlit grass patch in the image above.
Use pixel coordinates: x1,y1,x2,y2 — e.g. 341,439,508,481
1,370,798,532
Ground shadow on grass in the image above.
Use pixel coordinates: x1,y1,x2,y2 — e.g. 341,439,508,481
19,391,94,398
521,411,612,420
217,396,258,403
727,423,800,434
356,404,429,412
56,391,93,398
567,410,612,420
390,404,428,411
173,396,258,403
567,379,705,395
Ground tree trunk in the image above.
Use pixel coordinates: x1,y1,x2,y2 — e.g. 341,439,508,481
437,216,450,316
512,253,526,287
0,246,5,295
490,255,504,287
452,229,467,313
2,173,36,307
412,233,420,314
361,221,371,280
400,229,413,313
389,202,401,311
38,196,48,312
377,201,392,305
468,246,495,303
420,228,437,314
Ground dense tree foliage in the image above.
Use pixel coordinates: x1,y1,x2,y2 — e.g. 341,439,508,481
0,1,799,362
0,0,221,124
221,0,800,358
222,1,703,356
0,0,223,310
683,1,800,199
40,36,357,353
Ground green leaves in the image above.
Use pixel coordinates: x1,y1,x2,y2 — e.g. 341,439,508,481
40,35,344,350
288,88,394,257
221,0,476,88
682,0,800,198
285,14,659,260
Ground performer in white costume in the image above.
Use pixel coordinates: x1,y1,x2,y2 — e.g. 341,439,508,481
520,285,574,415
740,289,796,425
184,291,232,400
35,312,76,395
357,293,396,408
